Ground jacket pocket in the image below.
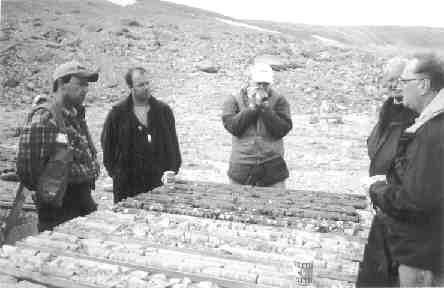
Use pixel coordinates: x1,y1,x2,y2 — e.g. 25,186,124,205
260,156,289,186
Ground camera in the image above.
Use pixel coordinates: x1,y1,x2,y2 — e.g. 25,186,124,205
393,95,403,105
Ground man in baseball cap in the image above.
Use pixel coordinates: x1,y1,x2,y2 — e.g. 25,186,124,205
50,60,99,108
222,62,292,188
52,60,98,93
16,60,100,231
52,60,99,82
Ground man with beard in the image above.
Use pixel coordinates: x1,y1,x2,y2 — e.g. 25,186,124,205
101,67,181,203
17,61,100,231
222,62,292,187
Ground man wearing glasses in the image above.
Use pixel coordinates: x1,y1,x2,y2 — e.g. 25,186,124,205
358,57,418,287
367,53,444,286
222,63,292,187
101,67,181,203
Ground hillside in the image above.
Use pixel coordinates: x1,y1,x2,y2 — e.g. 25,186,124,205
247,20,444,50
1,0,442,198
2,0,387,110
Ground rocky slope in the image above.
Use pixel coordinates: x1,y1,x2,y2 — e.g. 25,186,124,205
1,0,441,198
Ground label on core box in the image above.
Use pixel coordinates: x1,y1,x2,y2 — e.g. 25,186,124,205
293,261,314,286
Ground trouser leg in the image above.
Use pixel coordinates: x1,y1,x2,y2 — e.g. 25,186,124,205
113,174,162,204
356,213,398,287
36,182,96,232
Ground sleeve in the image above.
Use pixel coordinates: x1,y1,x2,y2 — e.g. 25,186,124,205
221,95,258,137
258,96,292,139
366,99,393,158
165,106,181,173
16,109,57,191
369,122,444,221
100,109,119,177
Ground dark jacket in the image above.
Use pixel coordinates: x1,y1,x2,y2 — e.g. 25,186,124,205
101,95,181,201
370,113,444,273
222,87,292,186
367,98,417,176
358,99,416,287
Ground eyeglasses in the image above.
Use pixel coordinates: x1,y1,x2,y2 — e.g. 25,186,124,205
399,78,427,84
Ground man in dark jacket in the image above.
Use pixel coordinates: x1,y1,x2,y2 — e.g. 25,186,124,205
17,61,100,231
368,53,444,286
101,67,181,203
367,57,418,177
222,63,292,187
358,57,417,287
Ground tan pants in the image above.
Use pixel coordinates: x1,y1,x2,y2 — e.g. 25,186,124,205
399,264,444,287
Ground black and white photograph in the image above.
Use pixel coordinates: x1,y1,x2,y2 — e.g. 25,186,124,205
1,0,444,287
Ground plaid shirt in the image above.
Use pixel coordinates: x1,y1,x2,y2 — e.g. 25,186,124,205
17,105,100,191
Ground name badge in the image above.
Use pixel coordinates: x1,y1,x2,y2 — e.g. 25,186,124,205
147,134,151,143
56,133,68,144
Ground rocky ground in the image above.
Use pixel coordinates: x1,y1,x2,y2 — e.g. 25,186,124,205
2,0,442,208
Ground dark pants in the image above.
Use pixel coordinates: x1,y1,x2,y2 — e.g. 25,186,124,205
228,157,289,187
356,213,399,287
35,182,97,232
112,173,162,204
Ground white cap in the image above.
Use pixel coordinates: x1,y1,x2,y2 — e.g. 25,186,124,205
250,63,273,84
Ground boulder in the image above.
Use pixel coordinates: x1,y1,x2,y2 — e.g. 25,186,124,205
3,78,20,88
121,19,142,27
196,60,220,73
0,171,19,182
86,24,103,33
34,51,54,62
254,54,302,71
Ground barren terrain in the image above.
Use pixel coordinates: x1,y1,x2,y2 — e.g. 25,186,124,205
2,0,444,208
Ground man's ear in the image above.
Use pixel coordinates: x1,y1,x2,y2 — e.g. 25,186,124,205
420,78,431,91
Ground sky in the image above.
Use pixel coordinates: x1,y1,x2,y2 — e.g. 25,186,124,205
162,0,444,28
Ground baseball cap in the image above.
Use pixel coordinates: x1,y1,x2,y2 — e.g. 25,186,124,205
52,61,99,82
250,63,273,84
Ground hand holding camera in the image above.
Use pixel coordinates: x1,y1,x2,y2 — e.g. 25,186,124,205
247,86,269,109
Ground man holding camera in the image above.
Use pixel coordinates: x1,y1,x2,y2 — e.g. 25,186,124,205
222,63,292,187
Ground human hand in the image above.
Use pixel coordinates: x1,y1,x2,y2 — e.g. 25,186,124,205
360,175,386,211
361,175,386,190
254,89,268,106
246,86,258,109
